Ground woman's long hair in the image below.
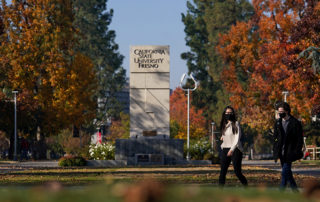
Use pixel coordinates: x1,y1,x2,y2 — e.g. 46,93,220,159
220,106,238,135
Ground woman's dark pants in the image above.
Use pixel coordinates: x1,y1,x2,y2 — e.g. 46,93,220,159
219,148,247,186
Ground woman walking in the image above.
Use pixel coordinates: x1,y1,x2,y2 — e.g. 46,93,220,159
219,106,247,186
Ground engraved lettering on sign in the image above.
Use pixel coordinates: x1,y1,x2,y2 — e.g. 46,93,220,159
143,130,157,137
133,49,166,68
150,154,163,163
137,154,149,163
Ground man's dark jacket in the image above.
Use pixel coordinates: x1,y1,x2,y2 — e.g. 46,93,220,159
273,116,303,163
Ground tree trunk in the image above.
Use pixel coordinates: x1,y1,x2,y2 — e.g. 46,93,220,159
8,133,14,160
32,126,47,160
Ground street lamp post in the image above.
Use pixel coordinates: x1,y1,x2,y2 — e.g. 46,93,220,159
12,91,18,161
180,73,198,161
282,91,289,102
211,122,215,152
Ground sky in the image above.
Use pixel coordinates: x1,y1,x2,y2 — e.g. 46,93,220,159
108,0,189,89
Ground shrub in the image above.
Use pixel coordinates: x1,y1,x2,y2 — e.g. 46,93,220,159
203,152,213,160
0,131,9,159
58,156,87,167
46,136,64,159
56,129,91,157
184,138,213,160
203,152,220,164
89,142,115,160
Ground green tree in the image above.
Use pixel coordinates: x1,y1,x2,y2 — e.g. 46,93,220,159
73,0,126,126
304,121,320,146
181,0,254,124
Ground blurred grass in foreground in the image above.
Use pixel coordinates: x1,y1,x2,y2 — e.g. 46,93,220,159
0,181,316,202
1,165,319,201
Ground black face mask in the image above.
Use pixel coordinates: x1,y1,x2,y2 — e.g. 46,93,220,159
225,114,234,121
279,113,286,119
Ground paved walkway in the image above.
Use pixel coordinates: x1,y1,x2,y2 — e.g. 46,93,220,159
243,160,320,178
0,161,59,173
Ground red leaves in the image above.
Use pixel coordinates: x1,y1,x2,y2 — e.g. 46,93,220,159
218,0,320,129
170,88,207,139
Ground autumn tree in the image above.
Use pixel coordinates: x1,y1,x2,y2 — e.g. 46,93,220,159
181,0,254,124
108,112,130,141
58,53,97,130
217,0,320,132
1,0,97,135
73,0,126,126
290,1,320,119
0,3,8,92
170,87,207,140
0,4,3,36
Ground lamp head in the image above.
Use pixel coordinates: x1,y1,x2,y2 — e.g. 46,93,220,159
190,74,198,90
180,73,186,85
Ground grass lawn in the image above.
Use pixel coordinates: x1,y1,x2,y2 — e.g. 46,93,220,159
0,165,316,186
0,165,319,201
295,160,320,166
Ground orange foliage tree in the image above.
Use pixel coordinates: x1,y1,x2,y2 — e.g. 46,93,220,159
1,0,96,134
170,87,207,139
0,4,9,98
217,0,320,131
108,112,130,141
59,53,97,129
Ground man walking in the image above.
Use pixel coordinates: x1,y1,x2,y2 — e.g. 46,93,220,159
273,101,303,191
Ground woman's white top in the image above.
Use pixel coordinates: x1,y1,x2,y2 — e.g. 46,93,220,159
221,121,243,152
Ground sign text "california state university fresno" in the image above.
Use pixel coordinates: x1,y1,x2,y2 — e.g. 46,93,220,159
133,49,166,68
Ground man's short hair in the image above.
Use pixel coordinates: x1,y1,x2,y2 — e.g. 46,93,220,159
276,101,291,114
274,101,282,110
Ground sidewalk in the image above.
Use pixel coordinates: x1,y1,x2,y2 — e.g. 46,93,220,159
0,160,59,168
243,160,320,178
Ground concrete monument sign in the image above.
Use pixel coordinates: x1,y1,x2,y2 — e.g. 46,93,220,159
130,45,170,138
115,45,183,165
